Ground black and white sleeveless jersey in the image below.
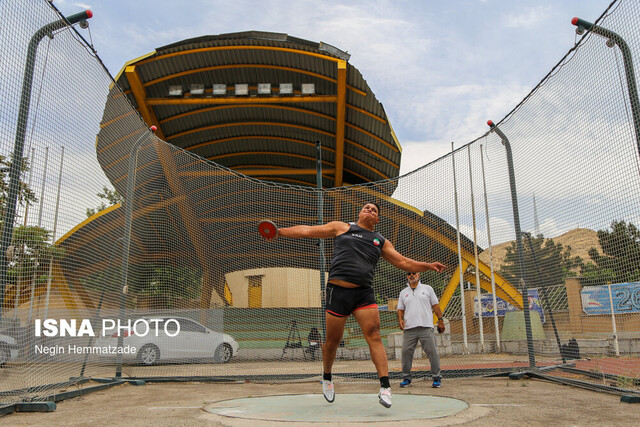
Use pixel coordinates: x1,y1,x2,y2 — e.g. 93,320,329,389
328,223,386,288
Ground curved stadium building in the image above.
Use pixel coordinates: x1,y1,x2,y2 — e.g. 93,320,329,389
47,31,520,316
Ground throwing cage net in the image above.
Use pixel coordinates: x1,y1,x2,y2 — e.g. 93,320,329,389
1,0,640,405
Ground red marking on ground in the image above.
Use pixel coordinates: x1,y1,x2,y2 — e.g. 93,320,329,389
406,357,639,378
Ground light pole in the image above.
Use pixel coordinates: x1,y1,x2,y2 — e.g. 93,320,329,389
0,10,93,318
315,140,326,340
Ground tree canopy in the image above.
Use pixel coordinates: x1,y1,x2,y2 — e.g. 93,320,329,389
86,186,123,217
0,155,36,221
580,220,640,286
499,232,581,288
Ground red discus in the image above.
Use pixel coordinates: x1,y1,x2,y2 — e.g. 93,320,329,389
258,220,278,239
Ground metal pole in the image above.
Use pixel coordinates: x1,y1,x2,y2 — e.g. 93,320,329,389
523,233,565,364
467,145,485,351
116,127,155,378
37,147,49,227
607,284,620,357
80,237,124,378
480,145,501,351
532,194,540,236
316,140,326,341
487,121,535,368
572,17,640,159
43,147,65,320
13,148,36,318
22,148,36,228
0,10,92,318
451,143,468,353
28,147,49,325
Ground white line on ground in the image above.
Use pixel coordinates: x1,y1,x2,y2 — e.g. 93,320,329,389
472,404,525,407
148,406,203,410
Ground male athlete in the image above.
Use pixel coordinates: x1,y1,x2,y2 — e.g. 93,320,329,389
263,202,446,408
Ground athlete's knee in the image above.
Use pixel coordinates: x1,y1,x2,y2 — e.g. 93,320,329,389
324,330,343,347
362,324,381,340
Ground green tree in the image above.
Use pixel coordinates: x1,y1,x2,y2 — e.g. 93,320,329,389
0,154,37,221
0,155,60,290
580,220,640,286
6,226,64,287
499,232,581,288
82,262,202,301
143,265,202,299
86,186,123,217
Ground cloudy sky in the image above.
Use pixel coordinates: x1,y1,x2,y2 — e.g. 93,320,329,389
8,0,625,246
52,0,612,175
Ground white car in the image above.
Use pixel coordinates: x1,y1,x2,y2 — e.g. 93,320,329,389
94,316,239,366
0,332,20,366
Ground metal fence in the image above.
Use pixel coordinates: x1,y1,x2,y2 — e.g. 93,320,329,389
1,0,639,406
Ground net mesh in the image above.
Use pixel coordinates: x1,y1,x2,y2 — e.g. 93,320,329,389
1,0,640,404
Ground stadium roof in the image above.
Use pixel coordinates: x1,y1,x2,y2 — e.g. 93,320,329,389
102,31,402,188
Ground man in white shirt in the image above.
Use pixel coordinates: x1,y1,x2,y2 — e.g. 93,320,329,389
397,272,444,388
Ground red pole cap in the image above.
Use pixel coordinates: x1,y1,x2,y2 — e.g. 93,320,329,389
571,17,579,26
487,120,494,127
150,125,157,132
86,10,93,19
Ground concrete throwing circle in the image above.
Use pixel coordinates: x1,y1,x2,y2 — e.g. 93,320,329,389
204,393,469,422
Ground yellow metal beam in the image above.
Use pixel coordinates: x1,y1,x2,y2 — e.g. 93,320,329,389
158,104,335,124
57,196,186,255
184,133,396,175
145,64,335,88
234,168,336,176
124,65,164,139
208,151,330,164
97,128,145,154
185,135,331,153
137,45,343,65
345,187,523,309
152,141,223,304
440,260,470,314
203,151,386,181
166,121,334,141
334,60,347,187
463,271,522,308
250,176,327,187
134,45,368,96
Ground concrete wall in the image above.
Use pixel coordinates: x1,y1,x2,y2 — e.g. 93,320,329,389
224,268,327,308
565,277,640,337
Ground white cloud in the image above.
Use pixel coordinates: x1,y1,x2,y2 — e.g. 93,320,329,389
503,6,554,29
538,217,577,239
17,0,632,245
459,215,515,248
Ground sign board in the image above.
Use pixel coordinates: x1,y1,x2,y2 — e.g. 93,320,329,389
581,282,640,315
474,289,545,323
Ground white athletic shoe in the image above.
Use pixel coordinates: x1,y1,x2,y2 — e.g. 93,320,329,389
378,387,392,408
322,380,335,403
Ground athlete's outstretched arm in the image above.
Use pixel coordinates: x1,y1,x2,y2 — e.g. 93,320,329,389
381,240,446,273
273,221,350,240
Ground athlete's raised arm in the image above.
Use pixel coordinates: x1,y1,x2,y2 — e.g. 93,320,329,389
381,239,446,273
269,221,350,241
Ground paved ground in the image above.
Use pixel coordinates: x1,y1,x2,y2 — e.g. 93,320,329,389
4,375,640,426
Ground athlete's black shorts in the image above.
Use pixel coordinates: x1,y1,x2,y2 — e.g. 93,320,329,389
325,282,377,317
